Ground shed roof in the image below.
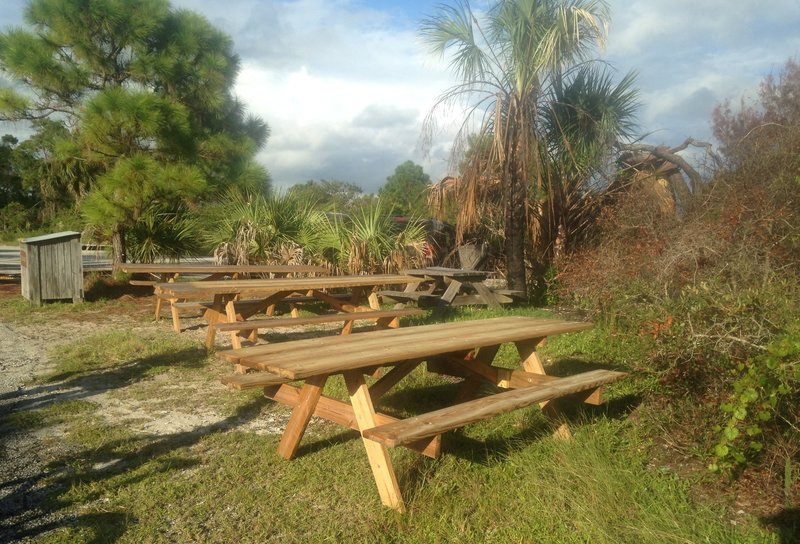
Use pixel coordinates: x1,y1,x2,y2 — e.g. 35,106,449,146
21,231,81,244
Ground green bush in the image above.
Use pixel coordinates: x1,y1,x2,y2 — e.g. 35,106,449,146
711,330,800,472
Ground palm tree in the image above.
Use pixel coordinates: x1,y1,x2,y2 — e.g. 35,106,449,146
421,0,637,294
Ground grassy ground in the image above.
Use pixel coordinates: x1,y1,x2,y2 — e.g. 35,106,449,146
0,295,781,543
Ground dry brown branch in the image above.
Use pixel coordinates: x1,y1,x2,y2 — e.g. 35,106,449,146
619,138,720,193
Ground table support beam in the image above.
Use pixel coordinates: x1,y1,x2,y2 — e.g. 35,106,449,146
277,374,328,460
264,383,441,459
344,371,405,512
515,337,572,439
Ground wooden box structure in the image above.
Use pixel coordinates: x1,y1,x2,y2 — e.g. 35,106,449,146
20,231,84,305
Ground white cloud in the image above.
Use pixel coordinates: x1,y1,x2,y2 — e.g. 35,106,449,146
2,0,799,190
605,0,800,144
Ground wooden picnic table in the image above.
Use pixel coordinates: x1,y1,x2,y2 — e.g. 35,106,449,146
155,274,419,349
119,263,329,324
118,263,328,282
217,316,626,512
380,266,520,309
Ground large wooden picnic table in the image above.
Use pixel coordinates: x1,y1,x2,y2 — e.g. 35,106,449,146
156,274,418,349
217,316,626,512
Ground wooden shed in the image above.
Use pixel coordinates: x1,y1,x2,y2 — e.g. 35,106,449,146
20,231,84,305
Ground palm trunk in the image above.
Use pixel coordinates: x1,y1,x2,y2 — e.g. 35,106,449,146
504,171,527,293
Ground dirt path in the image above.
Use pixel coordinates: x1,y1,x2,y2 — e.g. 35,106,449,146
0,312,82,541
0,290,290,542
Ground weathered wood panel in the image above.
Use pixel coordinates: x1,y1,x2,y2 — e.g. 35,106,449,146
20,231,83,305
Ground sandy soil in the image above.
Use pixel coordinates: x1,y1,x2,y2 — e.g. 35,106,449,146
0,285,291,541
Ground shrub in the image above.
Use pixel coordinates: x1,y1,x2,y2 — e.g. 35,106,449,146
557,60,800,477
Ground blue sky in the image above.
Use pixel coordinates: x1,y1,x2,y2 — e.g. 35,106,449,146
1,0,800,192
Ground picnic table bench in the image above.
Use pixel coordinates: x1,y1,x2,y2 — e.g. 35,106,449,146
213,307,424,339
218,316,626,512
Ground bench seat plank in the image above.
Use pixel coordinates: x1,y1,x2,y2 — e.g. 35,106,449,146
156,273,417,300
378,290,441,306
220,372,292,389
362,369,626,447
213,308,424,333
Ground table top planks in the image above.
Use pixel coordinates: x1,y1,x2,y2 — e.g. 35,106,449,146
119,263,328,275
217,316,593,380
156,273,418,299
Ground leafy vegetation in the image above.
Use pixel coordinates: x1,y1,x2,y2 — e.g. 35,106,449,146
0,0,269,263
421,0,638,295
203,189,328,266
287,179,373,213
556,58,800,502
317,198,428,274
378,160,431,217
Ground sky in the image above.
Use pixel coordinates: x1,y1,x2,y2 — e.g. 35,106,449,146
1,0,800,193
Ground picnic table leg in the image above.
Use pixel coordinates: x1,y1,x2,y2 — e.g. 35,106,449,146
515,338,572,439
344,371,405,512
440,279,462,304
471,281,503,309
276,374,328,460
368,291,380,310
225,299,243,350
204,294,227,350
154,273,175,321
169,298,184,333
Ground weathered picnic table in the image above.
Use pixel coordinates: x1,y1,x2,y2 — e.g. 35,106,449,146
155,274,419,349
379,267,522,309
119,263,329,324
218,316,626,512
118,262,328,283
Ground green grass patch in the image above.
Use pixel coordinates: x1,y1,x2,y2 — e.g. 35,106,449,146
28,413,775,543
41,328,207,386
0,292,152,326
0,296,98,325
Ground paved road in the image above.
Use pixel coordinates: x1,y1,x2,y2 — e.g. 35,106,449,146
0,245,218,276
0,244,113,276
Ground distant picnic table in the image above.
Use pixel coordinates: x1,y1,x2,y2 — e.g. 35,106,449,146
118,263,329,326
118,263,328,283
218,316,626,512
379,267,523,309
154,273,420,349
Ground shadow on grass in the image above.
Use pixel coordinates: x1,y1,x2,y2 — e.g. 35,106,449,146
0,346,208,412
2,511,128,544
84,278,153,302
761,508,799,544
294,429,361,458
0,396,271,543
